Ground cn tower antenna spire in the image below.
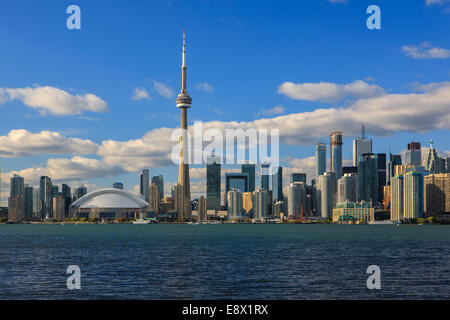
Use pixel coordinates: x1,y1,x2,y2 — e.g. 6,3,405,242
181,30,187,94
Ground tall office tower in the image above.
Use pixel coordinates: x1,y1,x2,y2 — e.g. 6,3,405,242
149,183,160,214
241,163,256,192
173,184,184,221
423,140,445,173
52,185,59,198
352,123,372,167
357,153,378,205
62,184,71,218
272,167,283,203
198,196,207,222
377,153,387,205
337,173,357,203
24,185,33,219
316,172,337,219
330,131,343,179
151,175,164,200
242,192,254,216
40,176,53,218
140,169,150,202
315,143,326,179
206,156,221,210
227,189,243,220
176,31,192,221
53,195,65,221
424,173,450,214
291,173,306,184
32,188,41,219
253,188,268,219
10,174,24,197
387,153,402,185
260,163,270,190
284,182,306,217
113,182,123,190
403,171,424,220
404,141,421,167
8,195,24,222
225,173,248,208
391,175,403,221
74,185,87,201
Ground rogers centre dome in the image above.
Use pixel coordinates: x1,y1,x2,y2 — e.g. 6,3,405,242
70,188,149,220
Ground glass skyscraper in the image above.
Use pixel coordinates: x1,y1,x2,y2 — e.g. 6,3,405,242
357,153,378,205
272,167,283,203
315,143,326,179
241,164,256,192
260,163,270,190
330,132,343,179
225,173,248,208
207,156,221,210
151,175,164,199
140,169,150,202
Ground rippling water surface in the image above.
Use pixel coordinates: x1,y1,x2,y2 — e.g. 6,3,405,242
0,224,449,299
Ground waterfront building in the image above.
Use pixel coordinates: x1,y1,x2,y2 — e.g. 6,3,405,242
227,189,243,220
62,184,72,218
403,171,424,220
242,192,253,216
316,172,337,219
113,182,124,190
8,195,24,222
404,141,421,167
32,188,41,218
149,183,160,214
140,169,150,202
253,188,268,219
330,131,343,179
241,163,256,192
391,175,403,221
207,156,221,210
272,167,283,203
377,153,387,205
176,31,193,221
357,153,378,205
40,176,53,218
260,163,270,190
284,182,306,217
70,188,149,220
198,196,207,221
337,173,357,203
424,173,450,214
291,173,306,184
422,140,445,174
352,123,372,167
53,195,65,221
315,143,326,179
24,185,33,219
332,201,374,223
225,173,248,208
153,175,164,200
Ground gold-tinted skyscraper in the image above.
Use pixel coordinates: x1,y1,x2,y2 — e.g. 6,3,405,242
176,31,192,220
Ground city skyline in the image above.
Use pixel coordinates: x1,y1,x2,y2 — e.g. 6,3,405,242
1,0,450,205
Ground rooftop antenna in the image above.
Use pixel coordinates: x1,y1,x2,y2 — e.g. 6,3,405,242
361,122,366,139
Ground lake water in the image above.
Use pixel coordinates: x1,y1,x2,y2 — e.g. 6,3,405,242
0,224,449,299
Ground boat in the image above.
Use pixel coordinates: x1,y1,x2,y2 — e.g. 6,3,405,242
368,220,394,225
132,212,151,224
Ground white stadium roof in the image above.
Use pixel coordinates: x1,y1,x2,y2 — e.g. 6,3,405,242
71,188,149,209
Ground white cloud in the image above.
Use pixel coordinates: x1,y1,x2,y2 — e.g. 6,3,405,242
278,80,385,103
152,80,175,98
0,129,99,157
0,86,108,115
194,83,214,92
402,42,450,59
256,105,285,117
132,87,151,100
426,0,450,5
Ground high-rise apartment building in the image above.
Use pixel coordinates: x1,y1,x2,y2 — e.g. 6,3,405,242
272,167,283,203
337,173,357,203
357,153,378,205
10,174,24,198
151,175,164,200
149,183,160,214
291,173,306,184
260,163,270,190
390,175,403,222
403,171,424,220
198,196,207,222
284,182,306,217
316,172,337,219
24,185,33,219
253,188,268,219
424,173,450,214
140,169,150,202
377,153,387,205
387,153,402,185
227,189,243,220
242,192,253,216
40,176,53,218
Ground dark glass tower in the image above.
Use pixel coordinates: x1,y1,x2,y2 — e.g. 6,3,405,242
207,156,221,210
272,167,283,203
241,164,255,192
357,153,378,205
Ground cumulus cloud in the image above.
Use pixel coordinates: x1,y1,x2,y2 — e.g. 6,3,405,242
425,0,450,5
194,83,214,92
0,86,108,115
152,80,175,98
278,80,385,103
0,129,99,157
132,87,151,100
402,42,450,59
256,105,285,117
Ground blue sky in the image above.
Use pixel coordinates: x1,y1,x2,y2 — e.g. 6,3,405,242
0,0,449,202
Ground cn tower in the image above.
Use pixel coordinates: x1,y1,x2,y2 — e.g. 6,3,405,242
176,31,192,220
